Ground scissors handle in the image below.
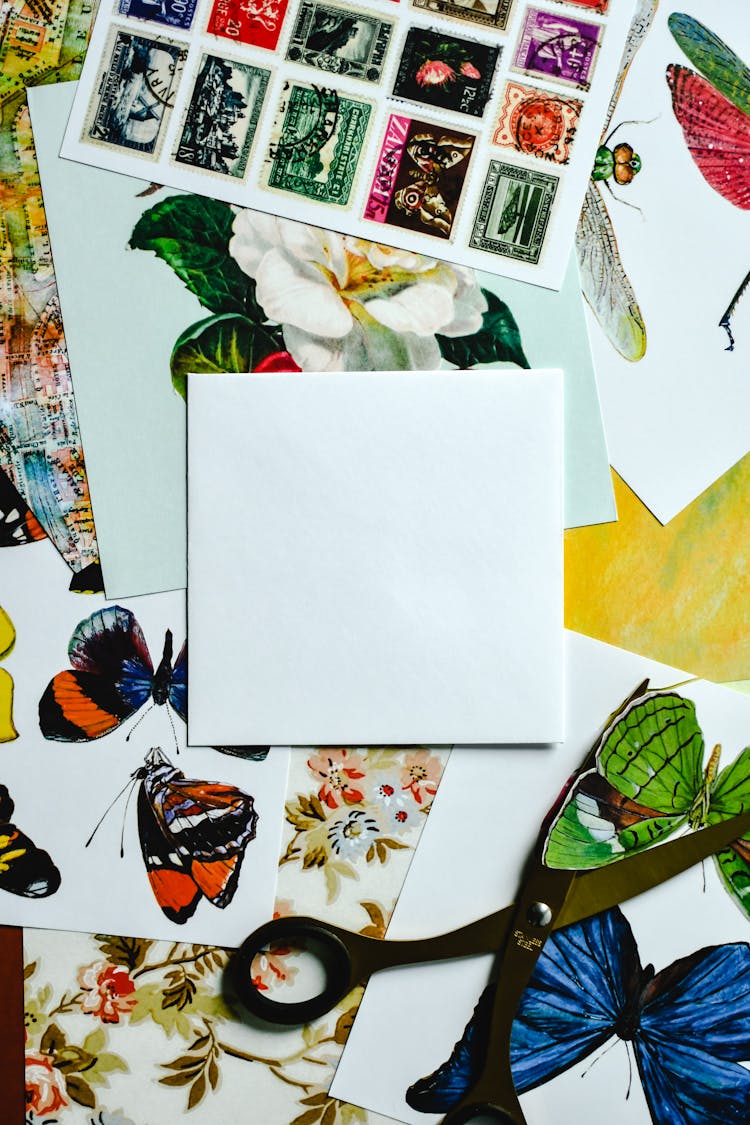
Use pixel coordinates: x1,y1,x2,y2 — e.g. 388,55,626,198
231,909,513,1025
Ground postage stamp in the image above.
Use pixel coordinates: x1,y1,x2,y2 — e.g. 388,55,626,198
173,54,270,178
264,82,372,205
410,0,514,33
207,0,289,50
286,2,393,82
552,0,608,10
492,80,582,164
469,160,558,263
364,113,475,240
84,27,186,157
392,28,499,118
117,0,197,31
511,7,603,90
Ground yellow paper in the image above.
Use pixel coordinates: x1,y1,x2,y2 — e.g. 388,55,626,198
0,607,18,741
565,460,750,683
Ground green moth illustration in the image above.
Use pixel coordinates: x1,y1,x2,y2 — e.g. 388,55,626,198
544,684,750,918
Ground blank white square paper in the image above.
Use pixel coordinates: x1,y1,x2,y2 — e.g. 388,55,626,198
188,371,563,745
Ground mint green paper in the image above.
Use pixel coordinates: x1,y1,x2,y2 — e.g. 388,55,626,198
31,83,614,598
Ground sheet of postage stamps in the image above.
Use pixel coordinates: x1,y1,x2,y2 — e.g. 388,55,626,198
286,2,393,82
207,0,290,50
470,160,558,262
364,114,476,240
117,0,198,31
264,82,372,205
173,54,270,177
492,80,582,164
411,0,514,32
511,7,603,91
391,28,499,118
83,27,187,158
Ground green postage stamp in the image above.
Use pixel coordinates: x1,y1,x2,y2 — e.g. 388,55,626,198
263,82,372,205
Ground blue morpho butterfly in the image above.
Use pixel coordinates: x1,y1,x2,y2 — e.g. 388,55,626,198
38,605,269,760
406,907,750,1124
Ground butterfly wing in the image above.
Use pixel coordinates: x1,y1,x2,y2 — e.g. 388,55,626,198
213,746,270,762
39,607,155,740
144,760,258,913
0,468,45,548
706,747,750,919
545,691,703,868
636,941,750,1125
137,783,202,924
667,65,750,211
0,786,61,898
668,13,750,119
168,640,187,722
576,181,647,361
406,909,638,1112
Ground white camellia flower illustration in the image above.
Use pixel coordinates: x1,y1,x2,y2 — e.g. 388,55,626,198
228,212,487,370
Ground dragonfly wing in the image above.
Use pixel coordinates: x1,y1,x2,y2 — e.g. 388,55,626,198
576,181,647,361
602,0,659,135
668,12,750,119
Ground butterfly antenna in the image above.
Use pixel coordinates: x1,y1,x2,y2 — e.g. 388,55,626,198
602,116,659,147
654,675,700,692
579,1035,620,1078
125,702,155,741
118,775,140,859
625,1042,633,1100
85,775,138,848
166,702,179,755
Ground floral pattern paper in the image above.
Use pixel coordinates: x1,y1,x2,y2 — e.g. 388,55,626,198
24,745,449,1123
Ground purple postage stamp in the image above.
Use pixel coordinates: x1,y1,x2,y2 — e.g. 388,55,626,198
511,6,603,91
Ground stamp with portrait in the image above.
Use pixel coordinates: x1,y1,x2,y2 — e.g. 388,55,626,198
410,0,514,33
117,0,198,31
173,55,270,178
364,113,476,240
263,82,372,205
84,27,186,158
511,7,603,91
470,160,558,263
286,2,393,82
492,80,582,164
207,0,289,50
392,28,499,118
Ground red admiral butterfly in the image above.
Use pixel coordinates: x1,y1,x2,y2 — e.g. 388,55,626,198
38,606,187,741
0,468,45,548
92,748,258,923
0,784,60,898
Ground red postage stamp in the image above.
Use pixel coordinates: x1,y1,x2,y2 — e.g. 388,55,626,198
207,0,289,50
492,80,582,164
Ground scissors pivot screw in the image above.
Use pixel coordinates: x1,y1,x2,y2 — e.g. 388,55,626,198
526,901,553,928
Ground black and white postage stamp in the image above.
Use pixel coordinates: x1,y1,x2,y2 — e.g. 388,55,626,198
392,27,499,118
286,2,393,82
173,54,270,178
84,26,186,157
410,0,514,33
469,160,558,263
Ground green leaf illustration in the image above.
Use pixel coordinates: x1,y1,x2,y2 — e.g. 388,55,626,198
95,934,151,972
129,195,261,318
437,290,529,369
40,1022,66,1055
65,1073,96,1108
170,314,284,399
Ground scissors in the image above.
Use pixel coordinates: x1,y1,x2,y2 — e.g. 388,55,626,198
231,741,750,1124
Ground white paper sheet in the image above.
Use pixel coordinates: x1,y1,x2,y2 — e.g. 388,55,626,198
0,539,289,945
59,0,636,290
331,629,750,1123
582,0,750,523
188,370,564,745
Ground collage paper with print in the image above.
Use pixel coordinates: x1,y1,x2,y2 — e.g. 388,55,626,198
61,0,635,288
331,629,750,1125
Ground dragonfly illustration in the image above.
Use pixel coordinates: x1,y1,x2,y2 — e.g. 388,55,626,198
576,0,658,363
667,13,750,351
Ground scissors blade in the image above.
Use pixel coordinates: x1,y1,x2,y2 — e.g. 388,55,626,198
555,809,750,931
